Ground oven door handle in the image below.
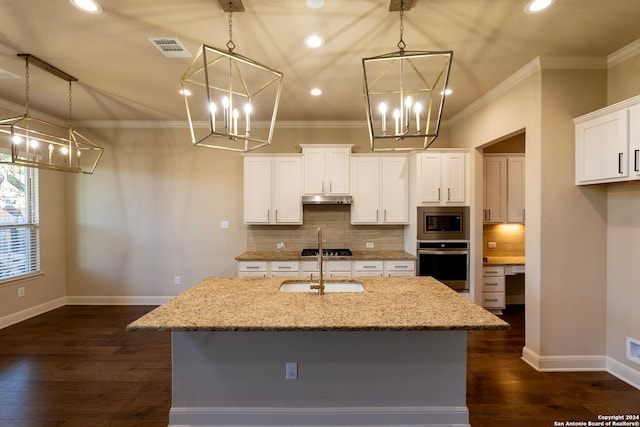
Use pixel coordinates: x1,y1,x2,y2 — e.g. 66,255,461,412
418,250,469,255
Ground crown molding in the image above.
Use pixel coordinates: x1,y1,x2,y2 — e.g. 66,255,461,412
608,38,640,67
71,120,368,129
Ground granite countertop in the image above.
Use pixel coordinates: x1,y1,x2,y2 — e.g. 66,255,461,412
235,250,416,261
483,256,525,265
127,276,508,332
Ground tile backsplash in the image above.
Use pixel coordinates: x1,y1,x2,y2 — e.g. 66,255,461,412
482,223,525,257
247,205,404,252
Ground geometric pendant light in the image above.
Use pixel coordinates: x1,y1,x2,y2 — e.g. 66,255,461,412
0,54,104,174
180,0,284,152
363,0,453,152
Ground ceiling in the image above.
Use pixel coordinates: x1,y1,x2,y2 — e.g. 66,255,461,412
1,0,639,125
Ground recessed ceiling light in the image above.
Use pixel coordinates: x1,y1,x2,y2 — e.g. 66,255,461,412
304,35,325,49
69,0,103,14
524,0,555,14
306,0,324,9
310,88,322,96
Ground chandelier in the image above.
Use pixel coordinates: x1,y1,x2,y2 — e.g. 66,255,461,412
362,0,453,152
0,54,104,174
181,0,284,152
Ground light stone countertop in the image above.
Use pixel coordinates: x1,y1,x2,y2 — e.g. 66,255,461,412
235,250,416,261
127,276,509,332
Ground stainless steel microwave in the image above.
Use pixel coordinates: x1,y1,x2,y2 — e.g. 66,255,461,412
417,206,469,241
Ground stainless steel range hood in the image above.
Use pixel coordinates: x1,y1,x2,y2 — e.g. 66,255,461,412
301,195,352,205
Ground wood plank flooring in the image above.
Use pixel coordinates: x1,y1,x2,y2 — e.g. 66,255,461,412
0,305,638,426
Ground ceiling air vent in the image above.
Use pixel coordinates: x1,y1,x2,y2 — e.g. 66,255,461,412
148,37,192,58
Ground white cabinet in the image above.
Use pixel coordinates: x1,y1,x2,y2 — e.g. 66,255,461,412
353,260,384,277
270,261,299,277
351,155,408,224
300,145,352,195
483,156,507,223
482,266,505,313
384,260,415,277
483,155,525,224
325,260,352,277
243,155,302,225
418,151,468,205
237,261,268,277
574,95,640,185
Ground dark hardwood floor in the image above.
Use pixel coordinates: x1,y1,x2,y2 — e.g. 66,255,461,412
0,305,638,426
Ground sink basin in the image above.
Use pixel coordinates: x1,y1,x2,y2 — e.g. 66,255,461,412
279,280,364,293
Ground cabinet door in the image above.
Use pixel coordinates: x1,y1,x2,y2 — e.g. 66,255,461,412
274,157,302,224
507,157,526,223
419,153,442,203
381,157,408,223
483,157,507,223
243,157,272,224
326,148,350,194
302,147,326,194
350,157,380,224
629,104,640,179
442,153,466,204
575,109,628,184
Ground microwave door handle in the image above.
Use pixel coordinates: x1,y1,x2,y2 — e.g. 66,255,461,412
418,250,469,255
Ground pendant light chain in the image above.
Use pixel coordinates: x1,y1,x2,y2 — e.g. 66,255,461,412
68,81,73,128
397,0,406,52
24,57,30,115
226,2,235,52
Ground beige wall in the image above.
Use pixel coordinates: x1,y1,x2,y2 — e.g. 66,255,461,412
605,51,640,375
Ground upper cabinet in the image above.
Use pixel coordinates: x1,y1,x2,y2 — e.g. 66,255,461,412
483,155,525,224
243,155,302,225
417,151,468,206
300,144,352,195
351,155,409,224
575,95,640,185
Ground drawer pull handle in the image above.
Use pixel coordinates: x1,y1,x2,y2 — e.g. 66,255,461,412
246,266,261,269
277,266,292,269
485,298,498,302
363,265,377,269
394,265,408,268
485,283,498,286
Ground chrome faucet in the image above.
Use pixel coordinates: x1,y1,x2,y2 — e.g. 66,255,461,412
310,227,325,295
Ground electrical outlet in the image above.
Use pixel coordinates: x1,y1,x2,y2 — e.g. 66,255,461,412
18,287,25,297
365,242,374,248
487,241,497,249
285,362,297,380
220,220,229,229
174,276,181,285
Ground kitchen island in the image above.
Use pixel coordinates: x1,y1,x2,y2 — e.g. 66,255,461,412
128,276,508,427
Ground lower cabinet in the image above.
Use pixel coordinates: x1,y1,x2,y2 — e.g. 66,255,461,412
482,266,505,313
237,261,268,277
238,259,416,277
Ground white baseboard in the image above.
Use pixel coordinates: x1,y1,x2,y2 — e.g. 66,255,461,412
169,406,470,427
606,357,640,390
65,295,173,305
522,347,640,391
522,346,606,371
0,297,66,329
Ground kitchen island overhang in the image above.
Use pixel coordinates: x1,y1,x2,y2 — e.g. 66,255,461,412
128,276,509,427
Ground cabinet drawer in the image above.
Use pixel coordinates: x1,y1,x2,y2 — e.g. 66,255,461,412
483,266,505,276
238,261,268,272
482,292,505,308
301,260,319,273
325,260,353,272
482,276,505,292
384,260,415,271
270,261,299,273
354,260,384,271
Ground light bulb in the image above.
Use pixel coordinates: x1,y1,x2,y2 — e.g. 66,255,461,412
379,103,388,114
29,140,38,149
244,103,252,114
61,147,69,156
11,135,22,145
222,96,230,109
209,102,217,114
405,96,412,109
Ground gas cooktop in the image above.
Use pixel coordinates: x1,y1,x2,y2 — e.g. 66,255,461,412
301,248,353,257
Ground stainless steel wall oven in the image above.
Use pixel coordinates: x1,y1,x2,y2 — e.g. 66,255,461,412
417,206,469,293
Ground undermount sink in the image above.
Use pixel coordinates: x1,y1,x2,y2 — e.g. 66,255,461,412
279,280,364,293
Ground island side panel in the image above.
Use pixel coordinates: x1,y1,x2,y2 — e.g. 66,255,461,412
170,330,469,426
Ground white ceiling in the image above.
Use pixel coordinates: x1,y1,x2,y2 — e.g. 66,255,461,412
0,0,639,124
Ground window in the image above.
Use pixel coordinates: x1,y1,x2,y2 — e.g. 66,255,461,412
0,161,39,281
